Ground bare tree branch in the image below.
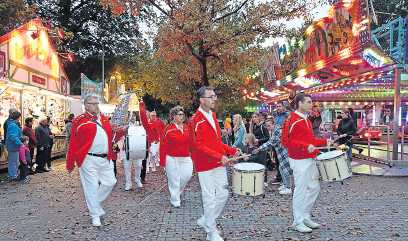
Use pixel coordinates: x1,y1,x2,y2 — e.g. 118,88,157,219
213,0,249,22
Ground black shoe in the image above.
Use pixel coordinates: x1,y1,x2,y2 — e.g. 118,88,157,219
358,148,363,154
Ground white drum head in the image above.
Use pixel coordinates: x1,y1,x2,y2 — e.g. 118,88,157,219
234,162,265,171
317,150,344,160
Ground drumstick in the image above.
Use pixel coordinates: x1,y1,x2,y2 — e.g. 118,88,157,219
227,154,252,163
316,146,336,150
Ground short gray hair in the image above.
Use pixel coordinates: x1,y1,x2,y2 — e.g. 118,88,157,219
8,107,18,115
169,106,184,121
83,93,100,104
197,86,214,98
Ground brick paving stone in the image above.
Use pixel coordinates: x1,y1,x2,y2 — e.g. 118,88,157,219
1,159,408,241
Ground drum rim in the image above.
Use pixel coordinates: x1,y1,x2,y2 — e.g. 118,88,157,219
233,162,265,171
316,150,345,160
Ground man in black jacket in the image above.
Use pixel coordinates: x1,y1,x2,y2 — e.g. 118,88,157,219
337,109,357,161
35,117,52,173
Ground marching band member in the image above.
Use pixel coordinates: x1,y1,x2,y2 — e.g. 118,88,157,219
139,100,155,182
66,93,126,227
191,86,239,241
160,106,193,208
123,111,147,191
147,110,165,172
281,93,333,233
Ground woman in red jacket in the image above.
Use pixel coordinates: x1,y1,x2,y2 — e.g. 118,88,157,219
160,106,193,208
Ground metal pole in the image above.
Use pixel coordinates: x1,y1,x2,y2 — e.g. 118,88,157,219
102,47,105,89
401,125,405,160
368,134,371,158
387,125,390,162
392,67,401,160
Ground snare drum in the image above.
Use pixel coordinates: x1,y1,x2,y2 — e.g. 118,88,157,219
232,163,265,196
316,150,352,182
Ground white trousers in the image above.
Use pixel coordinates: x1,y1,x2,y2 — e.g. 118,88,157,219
288,158,320,226
165,156,193,206
148,143,159,172
123,158,143,187
79,155,117,219
198,166,229,233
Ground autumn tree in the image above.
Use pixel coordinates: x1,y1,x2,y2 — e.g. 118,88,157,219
102,0,314,86
99,0,319,109
29,0,147,94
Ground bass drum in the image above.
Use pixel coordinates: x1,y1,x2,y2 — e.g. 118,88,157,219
126,125,147,160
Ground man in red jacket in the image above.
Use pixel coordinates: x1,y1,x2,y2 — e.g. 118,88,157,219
146,110,165,172
284,93,333,233
191,86,239,241
66,94,124,227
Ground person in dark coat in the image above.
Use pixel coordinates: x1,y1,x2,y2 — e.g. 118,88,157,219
337,109,357,161
250,112,269,146
35,117,52,172
22,117,36,173
46,116,54,170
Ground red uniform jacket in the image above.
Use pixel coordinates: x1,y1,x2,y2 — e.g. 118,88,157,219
159,123,192,167
285,111,327,160
149,119,165,143
139,101,155,147
66,113,114,171
190,110,237,172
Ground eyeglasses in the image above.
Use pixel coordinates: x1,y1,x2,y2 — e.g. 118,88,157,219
86,102,99,105
201,95,217,99
176,113,185,116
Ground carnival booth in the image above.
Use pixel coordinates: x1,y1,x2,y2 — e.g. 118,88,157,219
0,18,72,169
257,0,408,161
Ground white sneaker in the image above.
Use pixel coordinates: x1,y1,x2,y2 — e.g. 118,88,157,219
92,217,101,227
171,202,180,208
206,231,224,241
136,180,143,188
293,223,312,233
44,166,50,171
278,184,285,191
124,184,132,191
264,182,268,187
304,219,320,229
279,187,292,195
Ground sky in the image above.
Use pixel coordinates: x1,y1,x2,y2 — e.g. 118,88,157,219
262,3,331,47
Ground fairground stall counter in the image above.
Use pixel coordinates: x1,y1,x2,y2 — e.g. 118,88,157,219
256,0,408,161
0,18,72,169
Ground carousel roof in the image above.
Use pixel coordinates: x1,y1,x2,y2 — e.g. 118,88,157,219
256,0,408,103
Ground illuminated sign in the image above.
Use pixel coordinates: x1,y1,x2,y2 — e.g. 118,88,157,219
363,48,385,68
32,75,46,85
294,77,321,88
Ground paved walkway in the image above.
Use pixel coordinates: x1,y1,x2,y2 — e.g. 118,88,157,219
1,160,408,241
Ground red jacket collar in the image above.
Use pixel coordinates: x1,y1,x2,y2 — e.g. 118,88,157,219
195,110,220,137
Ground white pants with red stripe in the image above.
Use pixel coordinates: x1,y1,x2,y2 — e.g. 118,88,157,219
288,157,320,226
165,156,193,207
198,166,229,233
79,155,117,219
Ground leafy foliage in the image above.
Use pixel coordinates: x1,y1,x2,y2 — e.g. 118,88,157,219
0,0,37,36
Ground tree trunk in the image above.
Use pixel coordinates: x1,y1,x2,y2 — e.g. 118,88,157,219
199,57,209,86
